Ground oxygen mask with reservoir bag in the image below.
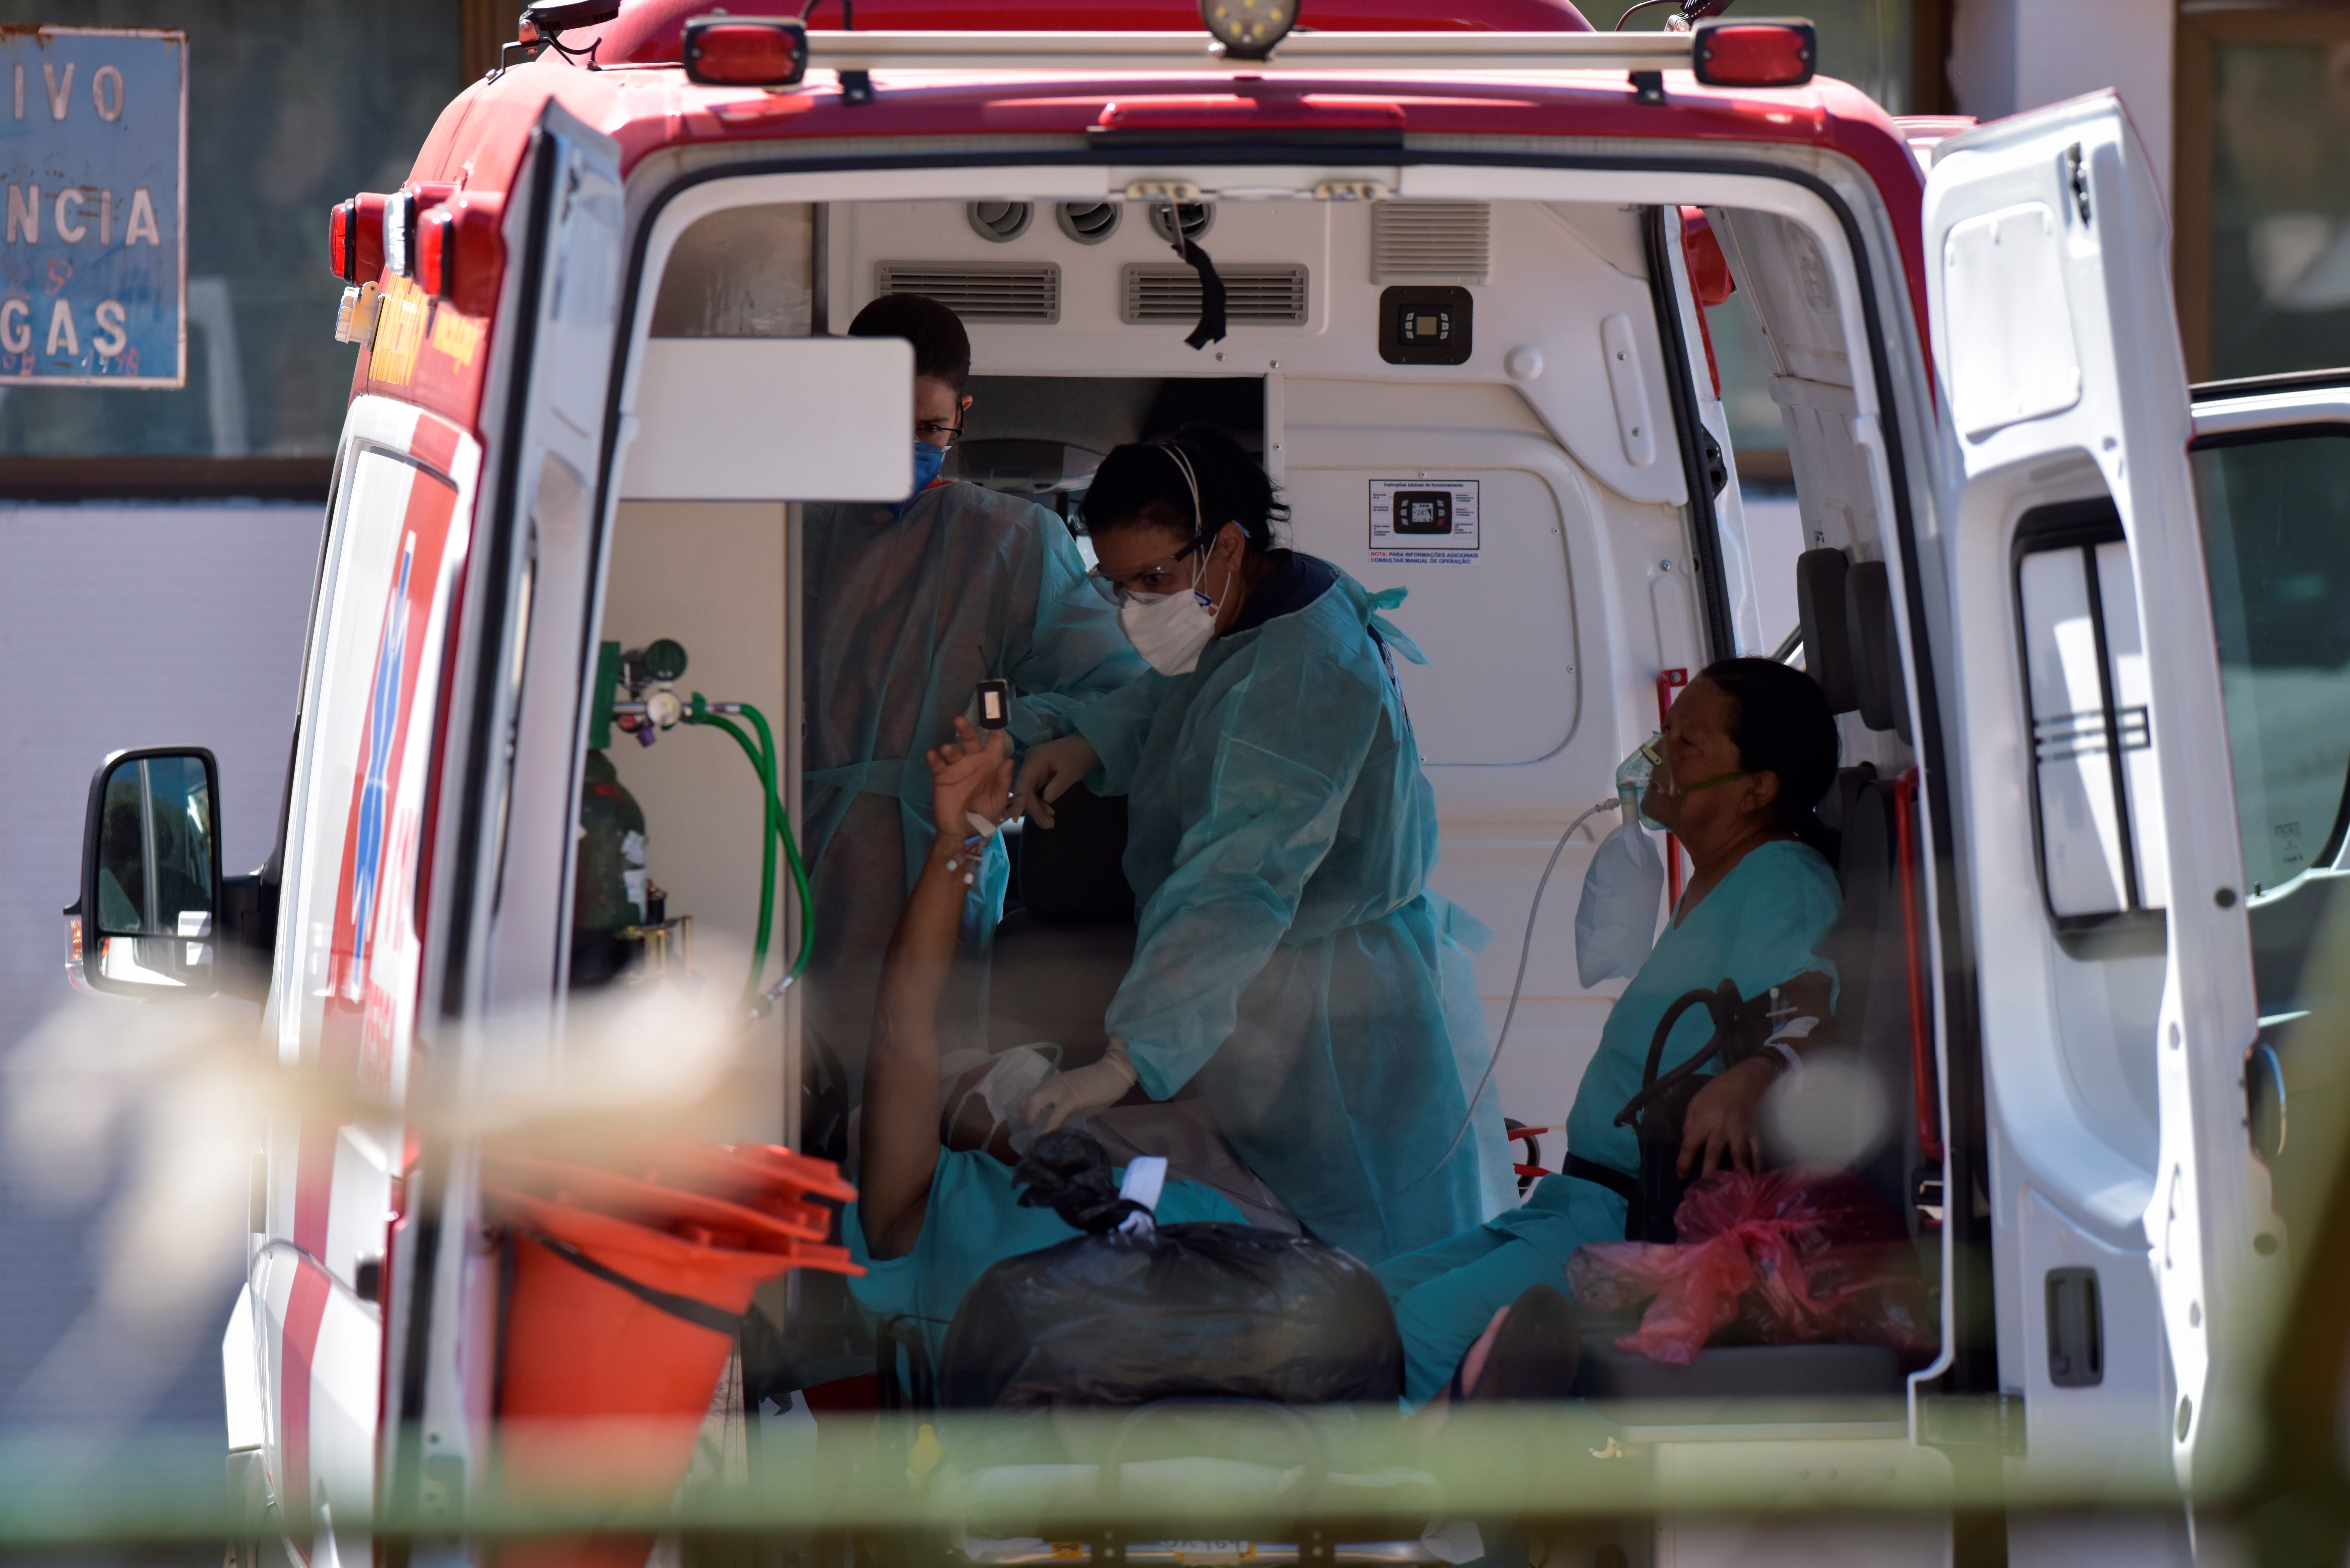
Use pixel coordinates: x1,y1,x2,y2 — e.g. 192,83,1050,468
1616,728,1748,832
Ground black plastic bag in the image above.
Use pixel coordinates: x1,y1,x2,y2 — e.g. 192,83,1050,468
936,1132,1403,1409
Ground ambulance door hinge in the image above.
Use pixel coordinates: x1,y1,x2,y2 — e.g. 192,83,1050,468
2065,143,2092,226
1920,1392,2026,1457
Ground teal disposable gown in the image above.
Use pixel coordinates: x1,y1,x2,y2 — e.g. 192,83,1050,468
845,1149,1245,1363
1375,838,1842,1403
800,483,1143,1121
1064,557,1513,1266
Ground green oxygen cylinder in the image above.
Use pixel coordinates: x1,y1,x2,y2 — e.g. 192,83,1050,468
572,748,649,987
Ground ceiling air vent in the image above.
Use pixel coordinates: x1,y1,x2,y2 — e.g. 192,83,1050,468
1372,202,1492,285
1146,201,1215,246
1056,201,1123,245
874,262,1060,323
1122,264,1308,325
967,201,1033,243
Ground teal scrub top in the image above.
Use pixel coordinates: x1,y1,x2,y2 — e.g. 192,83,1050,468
1492,837,1842,1246
845,1149,1246,1362
1063,562,1513,1264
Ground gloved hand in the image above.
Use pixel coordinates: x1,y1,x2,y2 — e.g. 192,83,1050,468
1013,734,1102,828
1017,1039,1139,1133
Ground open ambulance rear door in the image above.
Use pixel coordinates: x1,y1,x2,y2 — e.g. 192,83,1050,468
1921,90,2288,1498
378,98,625,1537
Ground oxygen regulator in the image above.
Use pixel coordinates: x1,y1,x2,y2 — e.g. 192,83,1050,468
581,638,816,1017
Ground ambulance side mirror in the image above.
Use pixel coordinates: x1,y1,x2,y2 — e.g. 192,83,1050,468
71,748,224,1000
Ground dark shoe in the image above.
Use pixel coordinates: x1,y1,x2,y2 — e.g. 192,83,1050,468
1461,1285,1582,1402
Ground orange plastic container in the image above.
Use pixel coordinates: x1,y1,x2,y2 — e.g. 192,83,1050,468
485,1144,857,1568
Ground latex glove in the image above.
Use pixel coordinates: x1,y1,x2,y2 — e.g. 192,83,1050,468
1017,1039,1138,1133
1012,733,1101,829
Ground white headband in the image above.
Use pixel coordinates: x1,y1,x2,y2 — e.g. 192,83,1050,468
1157,442,1204,536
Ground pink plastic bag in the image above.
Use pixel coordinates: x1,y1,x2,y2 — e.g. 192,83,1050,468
1565,1167,1933,1366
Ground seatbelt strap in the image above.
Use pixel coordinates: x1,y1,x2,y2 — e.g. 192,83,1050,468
1893,771,1945,1164
1563,1155,1639,1205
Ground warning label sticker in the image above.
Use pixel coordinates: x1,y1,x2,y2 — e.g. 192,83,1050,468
1369,479,1479,564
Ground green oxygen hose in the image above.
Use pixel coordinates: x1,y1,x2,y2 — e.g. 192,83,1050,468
738,700,817,985
684,694,815,1014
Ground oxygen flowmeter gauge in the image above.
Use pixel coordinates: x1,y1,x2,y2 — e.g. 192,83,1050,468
582,632,815,1015
642,638,688,684
608,638,691,744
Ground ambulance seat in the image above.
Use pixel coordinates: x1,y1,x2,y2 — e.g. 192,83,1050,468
988,783,1135,1069
1570,767,1927,1409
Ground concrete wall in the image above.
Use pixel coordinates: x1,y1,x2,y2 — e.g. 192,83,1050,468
0,503,320,1431
1949,0,2178,203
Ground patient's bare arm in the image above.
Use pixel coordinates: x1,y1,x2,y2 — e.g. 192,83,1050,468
858,718,1014,1261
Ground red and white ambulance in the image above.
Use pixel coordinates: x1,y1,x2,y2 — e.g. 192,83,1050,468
62,0,2350,1560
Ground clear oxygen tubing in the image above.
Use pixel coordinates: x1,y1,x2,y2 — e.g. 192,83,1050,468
685,694,816,1014
1406,796,1624,1193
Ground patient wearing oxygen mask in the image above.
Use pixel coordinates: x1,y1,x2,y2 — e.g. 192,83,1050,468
1375,659,1844,1406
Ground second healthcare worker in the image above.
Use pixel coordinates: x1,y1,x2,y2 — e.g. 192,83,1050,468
1013,426,1512,1264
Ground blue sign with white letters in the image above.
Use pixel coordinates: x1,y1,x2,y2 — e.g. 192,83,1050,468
0,28,183,386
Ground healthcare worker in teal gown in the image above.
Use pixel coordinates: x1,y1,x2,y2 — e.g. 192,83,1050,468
800,294,1143,1158
1374,659,1845,1405
1012,426,1514,1266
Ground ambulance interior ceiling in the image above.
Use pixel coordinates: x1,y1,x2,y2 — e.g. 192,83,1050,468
612,187,1912,1135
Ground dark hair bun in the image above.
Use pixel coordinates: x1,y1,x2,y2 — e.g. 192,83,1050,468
1080,423,1289,553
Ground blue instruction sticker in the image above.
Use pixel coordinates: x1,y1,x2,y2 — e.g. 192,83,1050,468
0,28,184,386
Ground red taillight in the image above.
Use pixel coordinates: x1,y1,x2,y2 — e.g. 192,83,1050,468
682,17,808,87
417,191,506,315
1690,19,1817,89
329,193,388,283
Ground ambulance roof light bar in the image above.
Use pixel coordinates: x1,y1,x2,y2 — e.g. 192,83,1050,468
796,28,1699,75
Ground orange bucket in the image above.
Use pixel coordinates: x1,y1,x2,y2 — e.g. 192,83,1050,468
485,1145,857,1568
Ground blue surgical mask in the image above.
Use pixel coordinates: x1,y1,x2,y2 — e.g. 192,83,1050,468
888,440,948,519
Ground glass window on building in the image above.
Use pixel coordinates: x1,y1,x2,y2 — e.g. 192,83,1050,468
2179,8,2350,382
0,2,463,461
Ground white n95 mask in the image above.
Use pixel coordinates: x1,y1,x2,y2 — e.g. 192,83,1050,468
1118,583,1220,675
1574,817,1664,987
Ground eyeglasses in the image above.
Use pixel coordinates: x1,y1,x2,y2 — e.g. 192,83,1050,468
1085,536,1205,605
917,418,964,448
